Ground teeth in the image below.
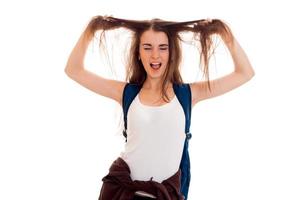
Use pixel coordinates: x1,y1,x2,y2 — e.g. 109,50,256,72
150,63,161,69
151,62,160,65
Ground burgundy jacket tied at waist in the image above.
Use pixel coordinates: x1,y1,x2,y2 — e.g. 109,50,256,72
98,157,185,200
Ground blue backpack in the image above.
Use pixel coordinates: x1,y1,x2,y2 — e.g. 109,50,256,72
121,82,192,200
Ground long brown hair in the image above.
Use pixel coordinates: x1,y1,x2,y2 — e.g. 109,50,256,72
83,15,233,102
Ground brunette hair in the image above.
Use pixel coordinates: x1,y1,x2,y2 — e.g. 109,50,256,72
83,15,233,102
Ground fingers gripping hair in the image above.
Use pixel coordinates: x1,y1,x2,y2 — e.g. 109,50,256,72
82,15,234,91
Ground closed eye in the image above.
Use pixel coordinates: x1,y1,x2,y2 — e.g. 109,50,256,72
142,44,169,51
143,48,168,50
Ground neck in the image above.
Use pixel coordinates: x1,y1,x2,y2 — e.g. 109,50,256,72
142,78,172,91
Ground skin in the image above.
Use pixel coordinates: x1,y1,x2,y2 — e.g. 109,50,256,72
139,29,172,91
64,18,255,199
138,29,175,105
65,20,255,108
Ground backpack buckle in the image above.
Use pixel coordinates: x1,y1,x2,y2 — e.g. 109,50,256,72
186,132,192,140
122,129,127,138
123,130,127,142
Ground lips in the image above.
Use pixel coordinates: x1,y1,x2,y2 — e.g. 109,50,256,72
150,62,162,69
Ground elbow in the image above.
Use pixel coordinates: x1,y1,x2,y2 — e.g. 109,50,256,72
248,68,255,79
64,66,73,77
64,66,69,75
64,65,78,79
247,63,256,78
237,67,255,80
244,71,255,81
64,65,80,76
244,70,255,83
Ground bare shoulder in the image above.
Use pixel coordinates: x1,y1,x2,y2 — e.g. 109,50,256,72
65,69,127,106
188,83,199,108
101,79,127,106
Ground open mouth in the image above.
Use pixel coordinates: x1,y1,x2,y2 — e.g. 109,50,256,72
150,62,162,69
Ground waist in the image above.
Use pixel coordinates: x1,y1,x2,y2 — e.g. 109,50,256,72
120,134,185,183
102,157,183,199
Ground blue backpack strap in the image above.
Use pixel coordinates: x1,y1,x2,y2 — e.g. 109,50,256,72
173,83,192,200
122,83,142,142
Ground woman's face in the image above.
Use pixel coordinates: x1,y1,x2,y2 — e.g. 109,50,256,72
139,29,169,80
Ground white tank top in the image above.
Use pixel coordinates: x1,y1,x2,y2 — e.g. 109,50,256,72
119,92,186,197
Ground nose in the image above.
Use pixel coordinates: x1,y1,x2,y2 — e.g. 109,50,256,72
151,48,160,59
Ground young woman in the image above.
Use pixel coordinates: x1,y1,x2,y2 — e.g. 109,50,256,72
65,15,255,200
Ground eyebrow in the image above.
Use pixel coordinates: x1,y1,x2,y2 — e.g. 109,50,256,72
142,43,169,47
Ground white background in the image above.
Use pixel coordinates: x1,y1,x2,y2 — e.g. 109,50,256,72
1,0,299,199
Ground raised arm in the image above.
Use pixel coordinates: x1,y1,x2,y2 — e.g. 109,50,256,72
224,35,255,78
190,33,255,106
64,23,93,74
64,18,126,106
